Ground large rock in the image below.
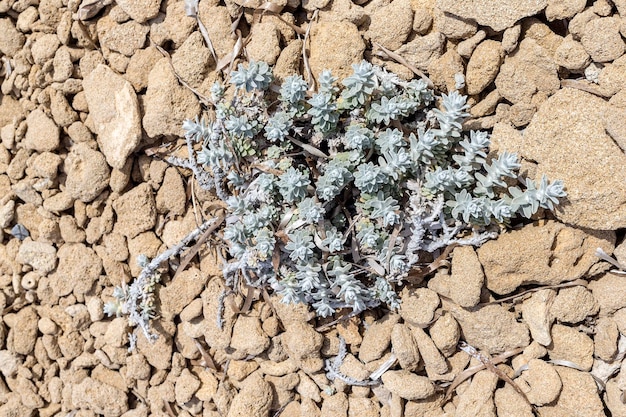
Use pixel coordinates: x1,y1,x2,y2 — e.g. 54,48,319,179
366,0,414,51
142,58,200,139
436,0,547,32
308,20,365,81
515,88,626,229
476,221,614,295
83,64,142,169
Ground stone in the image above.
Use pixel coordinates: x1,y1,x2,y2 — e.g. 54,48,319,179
550,286,598,324
321,392,348,416
538,367,604,416
197,6,236,58
71,377,129,416
548,324,594,371
171,31,215,88
581,16,625,63
0,350,19,377
429,313,460,357
521,289,556,346
98,17,149,57
454,370,498,417
477,221,614,295
554,34,590,71
432,7,477,40
246,22,281,65
31,33,60,65
115,0,161,23
410,326,448,376
605,378,626,417
9,306,38,355
359,313,399,363
124,46,163,92
83,64,142,169
0,18,25,57
159,267,207,320
519,88,626,229
230,315,270,358
457,29,487,58
156,168,186,215
282,321,324,373
517,359,562,406
113,183,157,239
390,324,420,371
395,32,446,71
446,302,530,355
22,109,60,152
367,0,413,50
308,21,365,81
589,272,626,315
427,48,465,93
201,279,238,350
495,38,560,104
545,0,586,21
381,370,435,400
428,246,484,308
143,58,201,139
16,239,57,274
502,24,522,53
227,372,273,417
466,40,504,95
175,369,201,404
494,385,534,417
436,0,547,32
594,317,619,362
49,243,102,298
64,143,110,203
348,397,379,417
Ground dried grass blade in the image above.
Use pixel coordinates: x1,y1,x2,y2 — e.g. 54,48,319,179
373,42,434,89
194,339,219,372
302,10,318,91
478,279,588,307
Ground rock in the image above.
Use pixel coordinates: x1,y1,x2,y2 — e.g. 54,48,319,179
548,324,594,371
321,392,348,416
348,397,379,417
517,359,562,406
550,286,599,324
410,326,448,376
395,32,446,71
523,89,626,228
605,378,626,417
599,55,626,97
436,0,547,32
412,5,434,34
390,324,420,371
142,58,201,139
554,34,590,71
476,221,614,295
538,367,604,416
83,64,142,169
227,372,273,417
71,377,129,416
429,313,460,357
359,313,399,363
49,243,102,298
454,370,497,417
125,46,163,92
201,278,238,351
381,370,435,400
494,384,533,417
366,0,413,50
98,17,149,57
171,31,215,88
282,321,324,373
432,7,477,40
308,20,365,81
137,321,174,370
521,289,555,346
466,40,504,95
230,315,270,358
545,0,586,21
64,143,110,203
427,48,465,93
159,267,207,320
399,287,440,326
175,369,201,404
197,6,236,58
22,109,60,152
246,22,281,65
428,246,484,308
16,239,57,274
581,16,625,63
457,29,487,58
9,306,38,355
446,302,529,355
156,168,186,215
115,0,161,23
495,38,560,104
589,273,626,315
0,18,25,57
339,353,371,382
0,350,19,377
113,183,157,239
501,24,522,53
594,317,619,362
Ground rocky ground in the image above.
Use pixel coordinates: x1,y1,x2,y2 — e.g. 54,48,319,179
2,0,626,416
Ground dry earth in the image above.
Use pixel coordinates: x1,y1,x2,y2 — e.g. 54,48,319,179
3,0,626,416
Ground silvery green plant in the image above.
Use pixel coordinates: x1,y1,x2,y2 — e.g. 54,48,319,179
117,59,566,333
